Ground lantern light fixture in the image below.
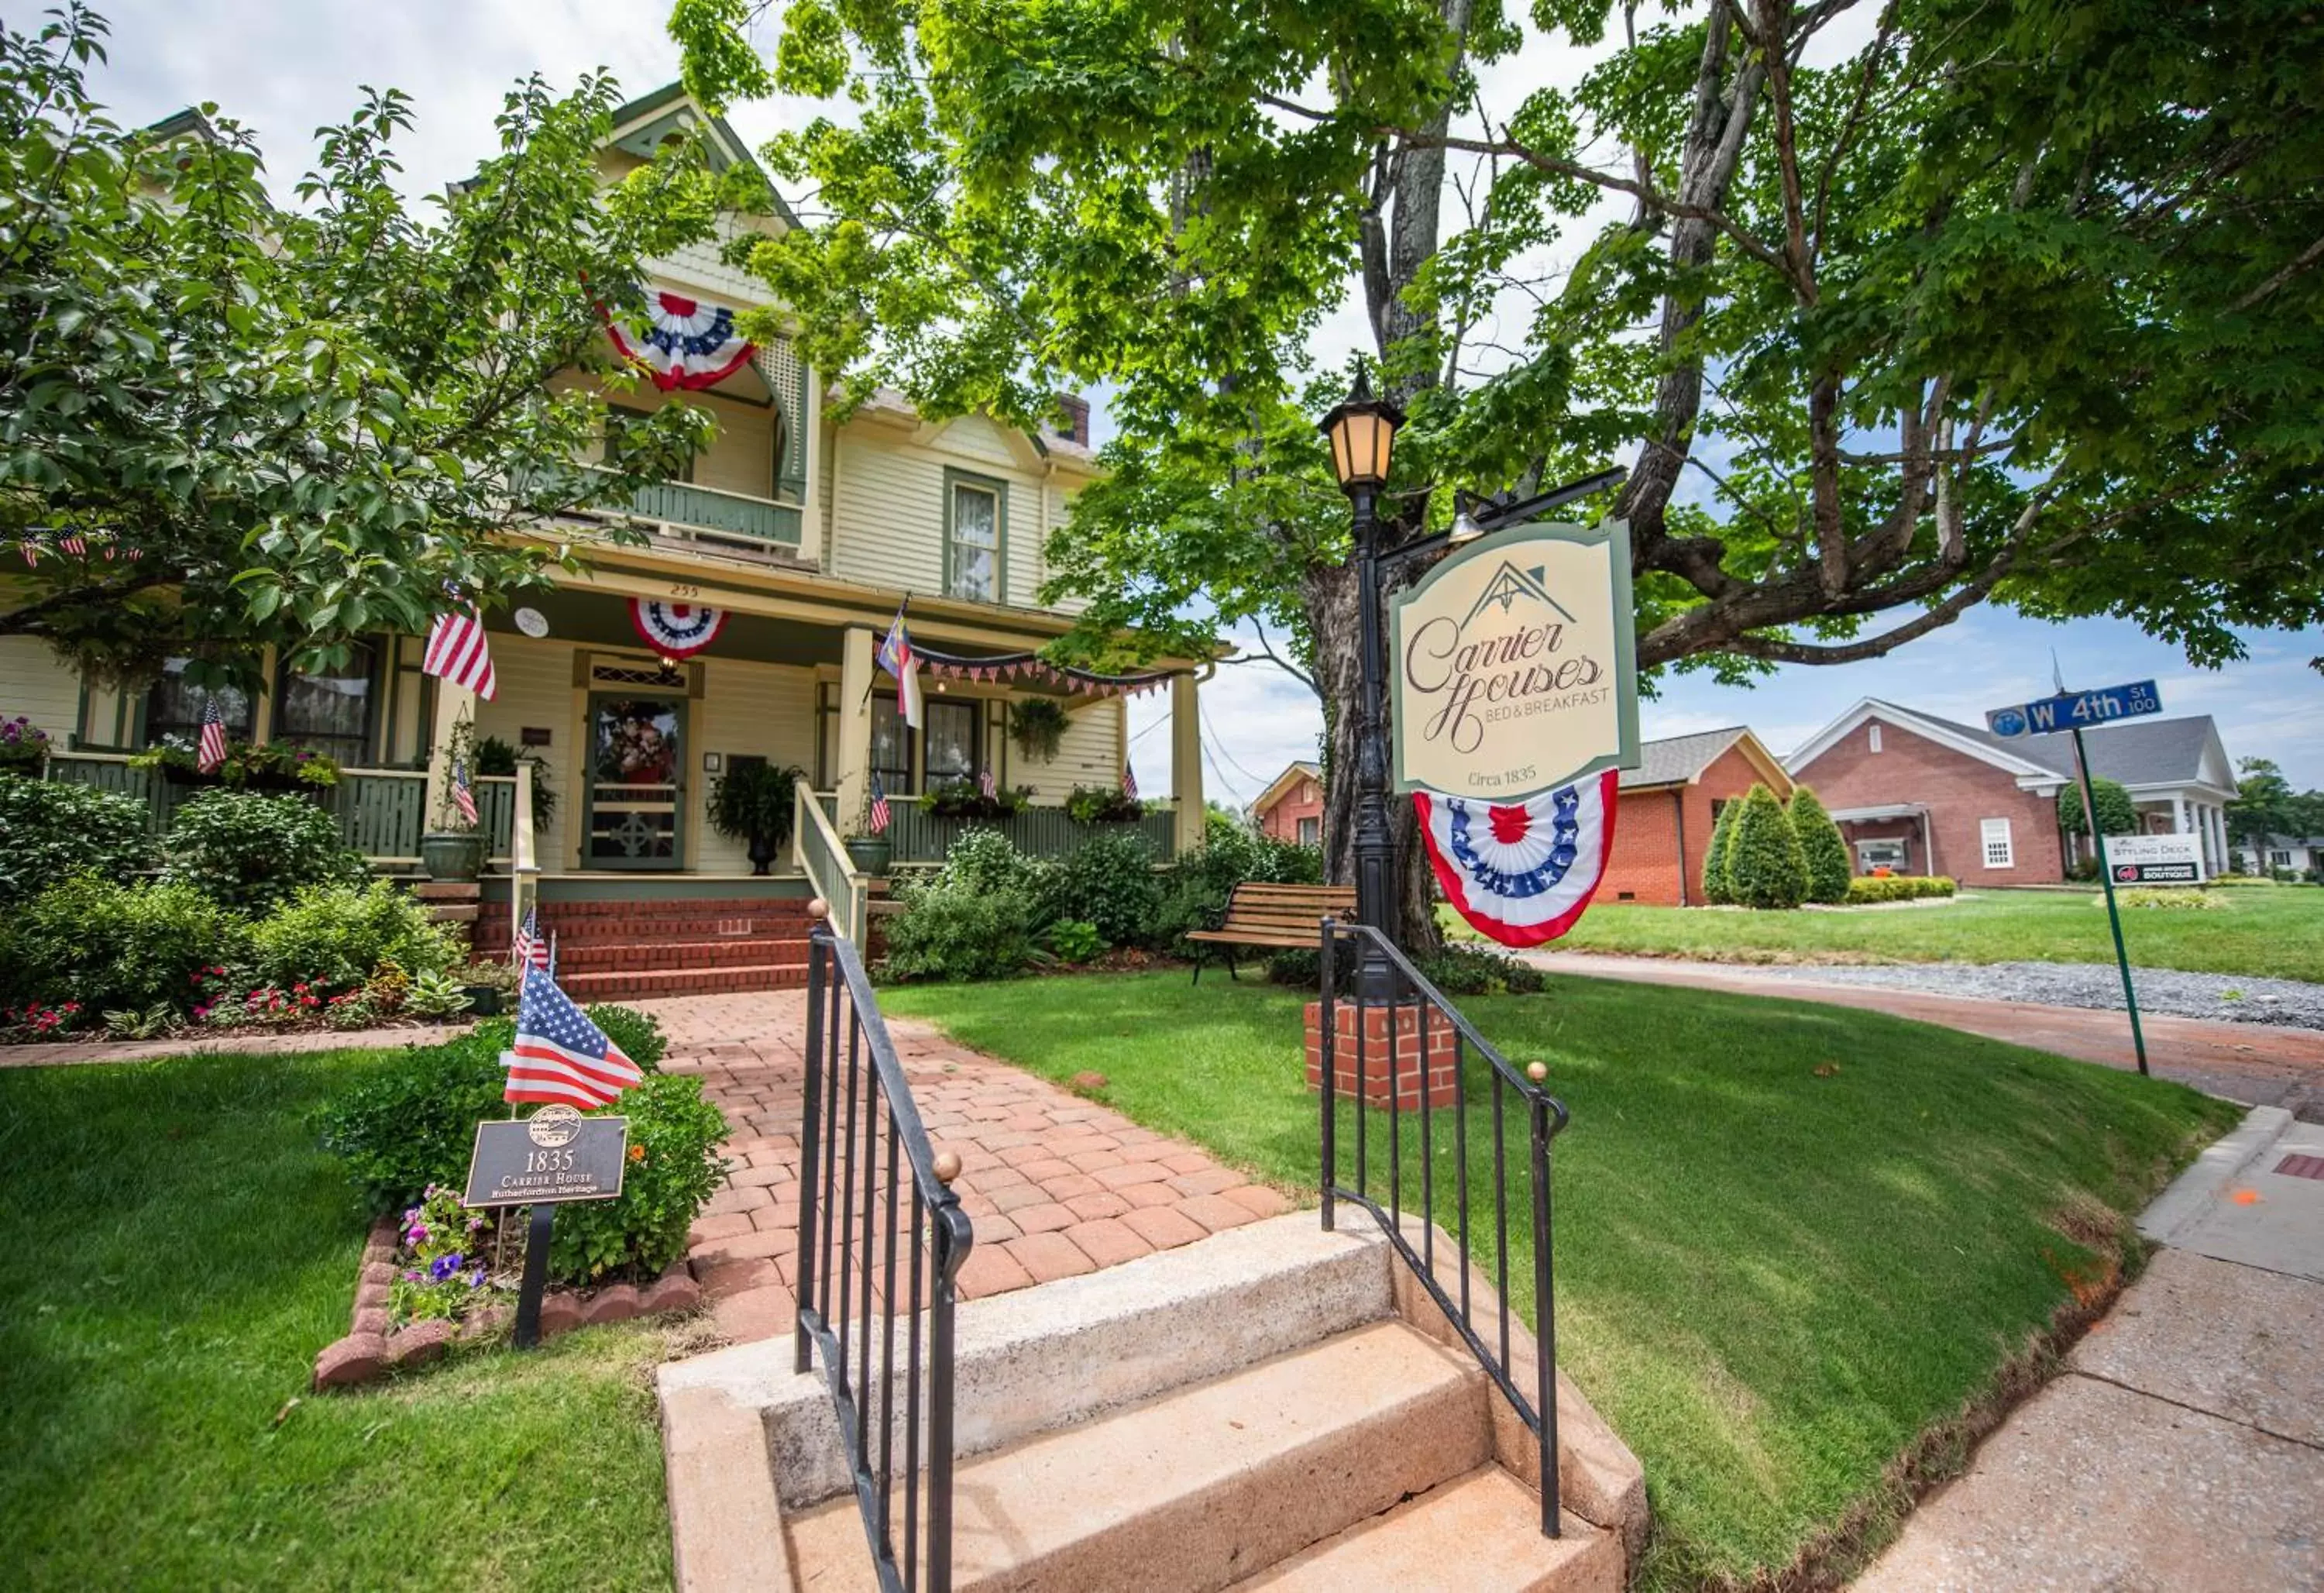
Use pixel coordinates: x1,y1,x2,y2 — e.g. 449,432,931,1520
1318,367,1404,495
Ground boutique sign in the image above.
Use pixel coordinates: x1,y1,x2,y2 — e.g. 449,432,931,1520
1391,519,1640,804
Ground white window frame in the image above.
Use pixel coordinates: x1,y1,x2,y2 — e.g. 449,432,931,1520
1297,816,1320,848
2270,849,2292,868
1979,817,2015,869
1868,724,1882,753
946,477,1002,603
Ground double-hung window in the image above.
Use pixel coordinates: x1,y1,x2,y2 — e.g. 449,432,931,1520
1979,817,2014,869
274,640,379,764
146,659,255,747
947,477,1002,602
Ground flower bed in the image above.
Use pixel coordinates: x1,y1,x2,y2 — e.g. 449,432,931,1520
311,1204,702,1390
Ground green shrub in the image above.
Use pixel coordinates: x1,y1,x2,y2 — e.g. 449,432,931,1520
1045,829,1163,949
0,875,250,1012
1701,799,1741,905
1047,919,1105,963
882,883,1047,981
546,1074,729,1285
2058,776,2137,838
248,879,459,990
587,1003,668,1071
1065,785,1145,824
1263,948,1319,987
1844,874,1958,903
1154,824,1325,951
162,789,364,912
0,774,152,904
1786,786,1852,904
2111,887,2224,910
1418,943,1548,996
933,826,1055,900
315,1024,514,1213
313,1006,671,1216
1723,785,1808,910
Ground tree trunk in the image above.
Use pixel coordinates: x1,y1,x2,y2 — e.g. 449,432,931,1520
1303,559,1442,960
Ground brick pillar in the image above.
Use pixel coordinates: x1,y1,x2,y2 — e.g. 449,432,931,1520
1304,1001,1460,1112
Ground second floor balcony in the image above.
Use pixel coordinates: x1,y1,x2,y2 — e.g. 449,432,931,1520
593,470,804,559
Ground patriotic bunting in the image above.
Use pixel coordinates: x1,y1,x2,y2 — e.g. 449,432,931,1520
628,598,727,659
904,642,1179,698
603,287,755,391
1414,771,1620,948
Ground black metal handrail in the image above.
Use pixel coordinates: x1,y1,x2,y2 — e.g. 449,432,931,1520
1318,919,1572,1538
796,917,975,1593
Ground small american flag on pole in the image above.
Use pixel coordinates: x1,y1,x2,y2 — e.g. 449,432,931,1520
423,604,498,701
1122,760,1139,800
452,758,480,825
503,965,640,1109
978,768,998,800
196,699,229,774
511,908,552,972
868,771,892,834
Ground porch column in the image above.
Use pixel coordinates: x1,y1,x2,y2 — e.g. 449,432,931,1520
2209,803,2228,872
835,624,875,835
421,679,476,831
2174,794,2190,838
1171,670,1205,857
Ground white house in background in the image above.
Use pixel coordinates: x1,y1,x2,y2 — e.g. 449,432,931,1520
2237,836,2324,876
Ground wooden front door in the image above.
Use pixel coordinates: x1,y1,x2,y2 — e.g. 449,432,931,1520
584,693,686,868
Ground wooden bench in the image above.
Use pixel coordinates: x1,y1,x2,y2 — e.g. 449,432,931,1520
1184,883,1356,983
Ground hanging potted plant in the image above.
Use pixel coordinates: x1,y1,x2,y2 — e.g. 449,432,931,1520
420,718,487,883
708,759,803,876
1009,697,1069,762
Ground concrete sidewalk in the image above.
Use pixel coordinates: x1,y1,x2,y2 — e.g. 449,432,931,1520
1855,1107,2324,1591
1525,951,2324,1117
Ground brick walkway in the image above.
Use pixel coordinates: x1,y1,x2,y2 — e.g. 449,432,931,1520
644,993,1295,1344
0,1021,474,1068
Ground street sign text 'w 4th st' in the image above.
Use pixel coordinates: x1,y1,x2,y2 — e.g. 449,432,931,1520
1985,680,2161,738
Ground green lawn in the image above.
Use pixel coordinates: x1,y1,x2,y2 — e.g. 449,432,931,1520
0,1049,681,1592
882,970,2238,1590
1471,884,2324,982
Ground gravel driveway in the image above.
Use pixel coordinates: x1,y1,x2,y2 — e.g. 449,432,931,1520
1695,960,2324,1032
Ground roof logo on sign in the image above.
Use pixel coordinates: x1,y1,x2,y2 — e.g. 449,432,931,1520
1462,561,1576,629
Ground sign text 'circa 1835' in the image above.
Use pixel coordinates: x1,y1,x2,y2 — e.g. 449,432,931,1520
1391,519,1641,804
464,1104,629,1208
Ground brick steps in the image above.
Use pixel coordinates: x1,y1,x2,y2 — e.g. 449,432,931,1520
560,962,810,1000
469,893,816,1001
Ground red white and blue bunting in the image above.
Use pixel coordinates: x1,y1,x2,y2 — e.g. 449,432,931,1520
628,599,729,658
1415,770,1620,948
604,288,755,391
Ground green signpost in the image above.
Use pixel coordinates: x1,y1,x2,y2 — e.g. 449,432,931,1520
1986,680,2162,1075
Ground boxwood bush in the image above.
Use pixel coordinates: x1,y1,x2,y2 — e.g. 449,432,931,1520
1844,874,1958,903
0,774,152,904
162,789,365,912
1043,828,1163,950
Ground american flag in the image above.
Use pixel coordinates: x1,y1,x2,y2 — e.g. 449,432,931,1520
503,964,640,1109
423,604,498,701
60,533,86,557
1122,761,1139,800
452,758,479,825
876,603,921,728
868,771,891,835
978,767,998,800
197,699,229,774
511,907,552,972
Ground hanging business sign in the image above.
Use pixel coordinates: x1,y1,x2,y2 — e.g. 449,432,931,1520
1392,518,1641,947
1391,518,1640,803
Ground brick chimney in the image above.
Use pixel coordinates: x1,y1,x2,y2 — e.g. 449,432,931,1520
1053,393,1091,448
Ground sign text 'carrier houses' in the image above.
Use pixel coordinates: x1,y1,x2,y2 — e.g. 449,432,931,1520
1393,518,1641,946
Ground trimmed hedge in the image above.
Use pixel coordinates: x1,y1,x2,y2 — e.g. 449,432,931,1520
1845,874,1958,903
1701,799,1741,905
1786,786,1852,904
1724,785,1808,910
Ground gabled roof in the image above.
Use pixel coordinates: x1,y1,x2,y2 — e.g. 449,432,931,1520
1620,726,1791,795
1786,697,2236,797
1250,761,1321,817
605,83,801,231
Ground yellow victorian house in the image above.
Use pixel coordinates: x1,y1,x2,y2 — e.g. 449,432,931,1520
0,86,1207,995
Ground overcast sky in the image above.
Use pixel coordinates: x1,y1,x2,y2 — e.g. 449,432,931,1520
83,0,2324,800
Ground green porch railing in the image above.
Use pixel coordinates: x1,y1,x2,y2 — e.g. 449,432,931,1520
44,754,435,865
474,776,517,865
600,474,803,549
815,793,1179,865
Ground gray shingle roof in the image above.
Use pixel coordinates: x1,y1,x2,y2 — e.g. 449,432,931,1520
1906,704,2222,786
1620,727,1751,789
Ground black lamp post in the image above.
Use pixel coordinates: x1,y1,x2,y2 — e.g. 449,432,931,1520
1318,369,1405,998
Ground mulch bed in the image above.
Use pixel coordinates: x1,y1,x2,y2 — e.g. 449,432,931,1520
312,1215,703,1390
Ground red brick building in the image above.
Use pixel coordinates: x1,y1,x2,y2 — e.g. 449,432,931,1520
1250,761,1324,847
1599,728,1795,906
1783,699,2239,886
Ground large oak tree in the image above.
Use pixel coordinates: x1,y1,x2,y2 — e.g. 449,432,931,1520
674,0,2324,947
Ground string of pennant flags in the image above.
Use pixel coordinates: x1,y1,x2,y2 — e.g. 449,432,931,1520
11,529,146,567
912,643,1178,698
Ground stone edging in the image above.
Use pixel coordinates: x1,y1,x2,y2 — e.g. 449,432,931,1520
313,1215,703,1389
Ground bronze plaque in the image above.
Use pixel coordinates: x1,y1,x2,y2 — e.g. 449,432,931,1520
463,1105,628,1207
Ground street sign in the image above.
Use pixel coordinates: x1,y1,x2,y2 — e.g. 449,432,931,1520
2103,834,2205,886
463,1106,628,1208
1985,680,2161,738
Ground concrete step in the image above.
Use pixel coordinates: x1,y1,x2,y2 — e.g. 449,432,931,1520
1227,1466,1623,1593
560,963,809,1000
785,1319,1490,1593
